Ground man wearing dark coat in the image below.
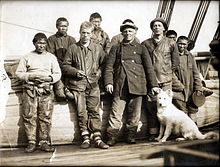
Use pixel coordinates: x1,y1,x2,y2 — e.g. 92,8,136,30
62,21,109,149
104,21,159,146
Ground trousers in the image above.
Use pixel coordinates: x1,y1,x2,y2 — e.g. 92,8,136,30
69,85,102,136
107,92,143,138
22,90,54,144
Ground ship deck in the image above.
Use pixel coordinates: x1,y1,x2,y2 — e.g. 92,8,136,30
0,124,219,166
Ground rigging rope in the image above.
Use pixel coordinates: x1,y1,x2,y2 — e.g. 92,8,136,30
0,20,54,34
156,0,176,27
187,0,210,50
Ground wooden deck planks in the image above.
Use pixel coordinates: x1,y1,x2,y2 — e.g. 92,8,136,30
1,137,218,166
0,141,167,166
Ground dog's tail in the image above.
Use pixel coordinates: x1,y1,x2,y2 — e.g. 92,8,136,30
204,131,219,139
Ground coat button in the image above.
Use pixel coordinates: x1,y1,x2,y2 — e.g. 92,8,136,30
131,60,135,62
133,51,136,54
122,60,124,63
134,76,137,78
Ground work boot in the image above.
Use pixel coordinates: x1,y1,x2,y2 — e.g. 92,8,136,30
40,143,55,152
95,140,109,149
80,135,90,149
107,137,117,146
25,143,36,153
93,133,109,149
127,137,136,144
80,140,90,149
126,127,137,144
148,134,158,142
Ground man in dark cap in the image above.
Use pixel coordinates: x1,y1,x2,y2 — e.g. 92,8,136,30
16,33,61,153
141,18,180,141
47,17,76,101
104,21,159,146
110,19,140,48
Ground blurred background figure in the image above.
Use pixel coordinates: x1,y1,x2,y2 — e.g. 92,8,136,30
166,29,177,41
89,12,110,54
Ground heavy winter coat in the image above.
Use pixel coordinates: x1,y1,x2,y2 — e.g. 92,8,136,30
104,40,158,97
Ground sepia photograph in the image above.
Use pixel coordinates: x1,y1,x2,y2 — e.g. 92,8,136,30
0,0,219,166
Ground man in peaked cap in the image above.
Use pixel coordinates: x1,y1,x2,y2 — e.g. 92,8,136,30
141,18,181,141
104,21,159,146
110,19,140,50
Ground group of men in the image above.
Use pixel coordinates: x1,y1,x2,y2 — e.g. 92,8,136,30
15,12,211,153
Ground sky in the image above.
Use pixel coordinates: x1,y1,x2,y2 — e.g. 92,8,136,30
0,0,219,59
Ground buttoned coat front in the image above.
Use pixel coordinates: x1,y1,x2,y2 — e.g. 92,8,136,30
104,40,158,97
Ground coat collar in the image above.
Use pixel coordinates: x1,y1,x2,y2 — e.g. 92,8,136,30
121,39,137,46
55,31,67,37
77,40,94,51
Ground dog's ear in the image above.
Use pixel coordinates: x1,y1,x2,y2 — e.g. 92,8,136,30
166,89,173,97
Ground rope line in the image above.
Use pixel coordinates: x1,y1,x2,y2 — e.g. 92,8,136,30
0,20,54,34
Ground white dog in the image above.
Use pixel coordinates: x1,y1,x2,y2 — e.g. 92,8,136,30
155,89,218,142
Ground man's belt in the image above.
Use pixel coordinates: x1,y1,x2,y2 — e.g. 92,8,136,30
24,82,52,97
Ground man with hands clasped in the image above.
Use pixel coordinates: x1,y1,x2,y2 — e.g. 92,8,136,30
16,33,61,153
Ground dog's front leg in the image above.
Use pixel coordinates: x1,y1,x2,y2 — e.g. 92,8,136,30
155,124,164,141
159,123,172,142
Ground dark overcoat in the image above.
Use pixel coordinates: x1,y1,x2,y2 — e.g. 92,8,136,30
104,40,158,97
